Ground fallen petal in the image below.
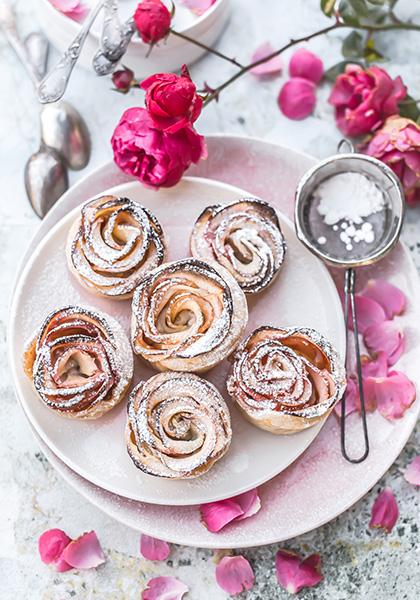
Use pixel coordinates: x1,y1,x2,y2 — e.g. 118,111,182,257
140,534,170,561
179,0,216,16
404,456,420,486
250,42,283,77
278,77,316,120
289,48,324,84
373,370,415,420
200,488,261,532
38,528,72,572
275,549,323,594
215,556,255,595
361,279,406,319
142,576,188,600
364,320,405,365
62,531,105,569
348,295,386,334
232,489,261,521
369,487,399,533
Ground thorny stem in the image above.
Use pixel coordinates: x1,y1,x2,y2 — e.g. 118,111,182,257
170,29,244,68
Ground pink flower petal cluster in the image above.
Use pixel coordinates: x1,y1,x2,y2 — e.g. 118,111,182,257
335,278,415,421
215,555,255,595
369,487,399,533
328,64,406,137
200,488,261,532
142,576,188,600
278,48,324,120
38,529,105,572
275,549,323,594
49,0,87,22
134,0,171,44
363,115,420,205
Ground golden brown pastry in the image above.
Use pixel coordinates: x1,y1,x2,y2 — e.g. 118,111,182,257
131,258,248,372
227,326,346,434
126,372,232,479
23,306,133,419
67,195,166,299
190,198,286,293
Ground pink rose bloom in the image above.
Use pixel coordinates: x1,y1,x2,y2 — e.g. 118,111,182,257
328,64,406,137
363,115,420,204
111,107,207,188
134,0,171,44
141,65,203,133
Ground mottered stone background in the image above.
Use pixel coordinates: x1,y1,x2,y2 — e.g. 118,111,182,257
0,0,419,598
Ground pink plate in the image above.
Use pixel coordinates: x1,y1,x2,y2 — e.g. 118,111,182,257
11,135,420,547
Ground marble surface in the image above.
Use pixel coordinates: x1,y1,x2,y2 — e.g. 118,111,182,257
1,0,419,598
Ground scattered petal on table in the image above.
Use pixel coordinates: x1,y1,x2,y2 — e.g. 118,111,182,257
275,549,323,594
404,456,420,486
278,77,316,120
142,576,189,600
364,320,405,366
369,487,399,533
250,42,283,77
348,295,386,334
364,370,415,420
215,555,255,595
62,531,105,569
361,279,406,319
200,488,260,532
361,352,388,379
289,48,324,84
49,0,88,22
38,528,72,572
140,534,171,561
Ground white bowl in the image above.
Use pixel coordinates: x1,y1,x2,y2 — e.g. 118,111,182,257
37,0,230,75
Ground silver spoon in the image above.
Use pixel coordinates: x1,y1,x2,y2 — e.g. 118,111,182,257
93,15,136,76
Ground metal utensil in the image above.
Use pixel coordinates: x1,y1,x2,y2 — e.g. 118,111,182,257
37,0,104,103
92,16,136,75
24,145,69,218
295,142,405,464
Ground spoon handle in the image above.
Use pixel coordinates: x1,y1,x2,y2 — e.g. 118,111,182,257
0,0,39,85
92,16,135,75
37,0,104,104
101,0,124,58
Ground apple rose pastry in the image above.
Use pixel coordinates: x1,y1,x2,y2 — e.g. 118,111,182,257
227,326,346,434
23,306,133,419
67,195,166,299
131,258,248,372
190,198,286,293
126,372,232,478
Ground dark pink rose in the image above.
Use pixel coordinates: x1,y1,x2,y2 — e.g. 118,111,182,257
328,64,406,137
278,77,316,120
363,116,420,204
141,65,203,133
133,0,171,44
112,67,134,93
111,107,207,188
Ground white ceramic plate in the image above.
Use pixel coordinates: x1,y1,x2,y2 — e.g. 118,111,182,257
9,176,345,506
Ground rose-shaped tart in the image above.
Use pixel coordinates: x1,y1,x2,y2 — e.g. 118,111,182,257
190,199,286,293
67,195,166,299
131,258,248,372
126,372,232,478
23,306,133,419
227,326,345,434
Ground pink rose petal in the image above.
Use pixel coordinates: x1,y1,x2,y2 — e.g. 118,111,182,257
179,0,216,16
364,370,416,420
361,279,406,319
289,48,324,84
334,378,358,418
404,456,420,486
250,43,283,77
62,531,105,569
364,320,405,366
215,556,255,595
49,0,87,22
233,489,261,521
347,295,386,334
140,534,170,561
278,77,316,120
200,488,261,532
369,487,399,533
275,549,323,594
38,528,72,572
142,576,188,600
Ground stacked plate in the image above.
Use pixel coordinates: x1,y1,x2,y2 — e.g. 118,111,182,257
9,136,420,548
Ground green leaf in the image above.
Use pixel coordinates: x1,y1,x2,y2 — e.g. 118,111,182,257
342,31,364,58
320,0,336,16
337,0,361,25
348,0,370,16
324,60,364,82
363,38,386,63
367,0,386,5
399,94,420,121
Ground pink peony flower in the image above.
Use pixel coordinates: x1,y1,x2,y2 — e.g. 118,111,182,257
289,48,324,84
369,487,399,533
134,0,171,44
140,534,170,561
141,65,203,133
275,549,323,594
111,107,206,188
361,279,406,319
328,64,406,137
112,67,134,93
278,77,316,120
404,456,420,486
142,576,188,600
49,0,87,22
215,556,255,595
38,528,72,572
250,42,283,78
200,488,261,533
363,116,420,204
179,0,216,15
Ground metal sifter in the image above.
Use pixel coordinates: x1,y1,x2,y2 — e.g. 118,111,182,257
295,142,405,463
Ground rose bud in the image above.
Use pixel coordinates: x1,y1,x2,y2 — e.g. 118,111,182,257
289,48,324,84
278,77,316,120
112,67,134,93
134,0,171,44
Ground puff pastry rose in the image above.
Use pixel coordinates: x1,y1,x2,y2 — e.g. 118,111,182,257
131,258,248,372
227,326,346,434
23,306,133,419
190,198,286,293
126,372,232,478
67,195,166,299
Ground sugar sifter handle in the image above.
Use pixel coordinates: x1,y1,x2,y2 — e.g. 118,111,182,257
341,268,370,463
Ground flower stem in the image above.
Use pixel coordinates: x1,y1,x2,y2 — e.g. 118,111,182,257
170,29,244,68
